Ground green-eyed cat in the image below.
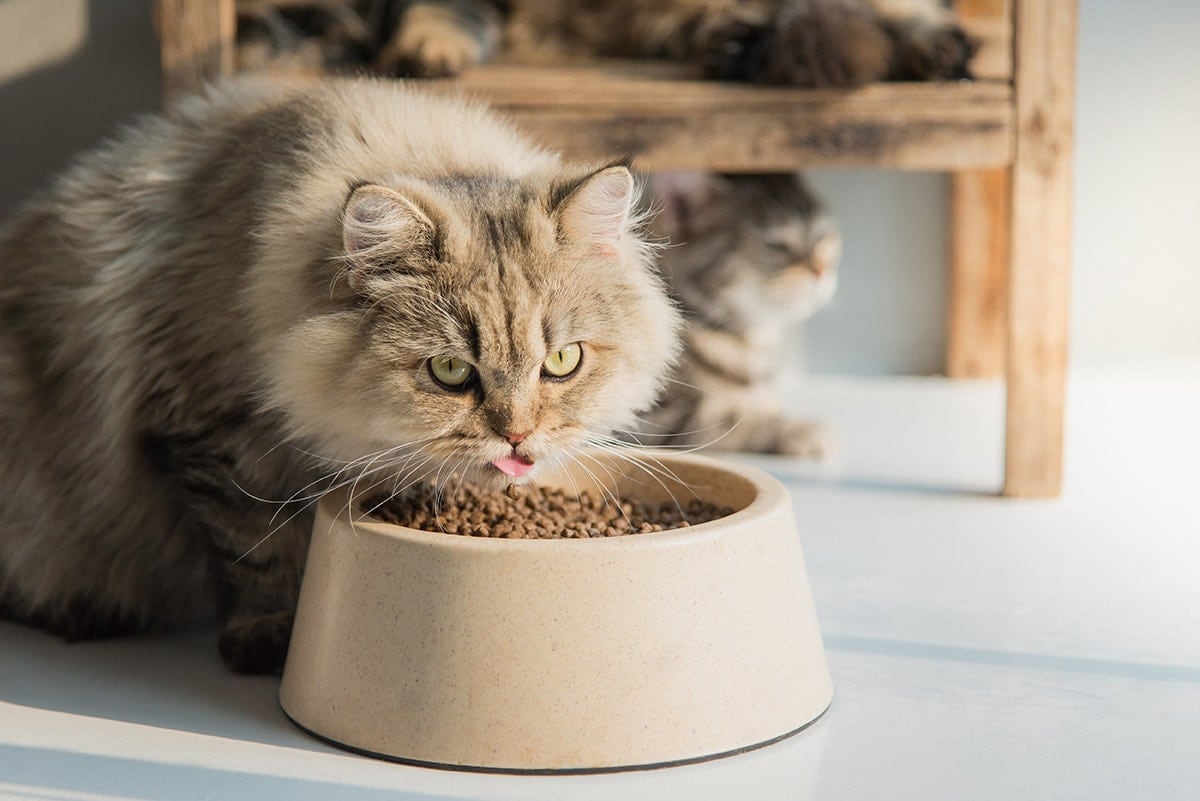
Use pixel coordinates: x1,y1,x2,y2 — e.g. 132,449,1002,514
236,0,967,457
0,77,680,673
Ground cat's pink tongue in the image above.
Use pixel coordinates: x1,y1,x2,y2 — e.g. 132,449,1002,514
491,454,534,478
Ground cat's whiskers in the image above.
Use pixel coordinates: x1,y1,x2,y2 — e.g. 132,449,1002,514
617,413,746,449
238,441,440,563
364,452,435,513
239,450,428,563
284,441,414,466
437,449,482,524
357,441,485,536
425,448,465,533
254,438,434,528
618,411,741,444
580,431,714,511
574,450,637,519
558,448,631,528
596,439,710,496
574,440,691,520
350,446,437,508
602,418,741,449
351,450,443,532
254,438,298,464
331,448,440,540
661,376,704,392
343,451,439,537
354,437,449,505
542,449,586,511
590,441,691,495
234,435,437,510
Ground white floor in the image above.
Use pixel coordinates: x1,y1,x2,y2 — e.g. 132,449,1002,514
3,367,1199,801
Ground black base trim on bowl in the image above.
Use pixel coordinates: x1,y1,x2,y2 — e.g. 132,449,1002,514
280,697,832,775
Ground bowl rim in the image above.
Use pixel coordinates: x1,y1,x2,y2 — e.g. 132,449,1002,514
279,697,832,774
316,450,791,552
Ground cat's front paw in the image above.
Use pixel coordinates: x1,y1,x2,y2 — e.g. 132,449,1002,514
378,15,485,78
891,23,976,81
695,15,772,83
218,612,293,675
773,420,838,460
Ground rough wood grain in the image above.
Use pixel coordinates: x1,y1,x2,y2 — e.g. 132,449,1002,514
948,168,1010,378
157,0,236,101
1003,0,1077,497
435,63,1014,171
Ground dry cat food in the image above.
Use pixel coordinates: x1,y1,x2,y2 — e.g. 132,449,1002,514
362,483,732,539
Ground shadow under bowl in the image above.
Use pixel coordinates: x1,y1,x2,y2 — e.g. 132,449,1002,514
279,450,832,773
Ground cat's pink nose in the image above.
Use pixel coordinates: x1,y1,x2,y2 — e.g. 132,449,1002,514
501,430,531,446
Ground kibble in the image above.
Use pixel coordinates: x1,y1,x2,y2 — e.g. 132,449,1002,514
362,483,732,539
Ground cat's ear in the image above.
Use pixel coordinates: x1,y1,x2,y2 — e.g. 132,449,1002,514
341,183,435,285
648,172,731,239
554,166,635,258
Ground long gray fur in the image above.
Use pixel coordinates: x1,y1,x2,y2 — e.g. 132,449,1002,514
0,77,680,672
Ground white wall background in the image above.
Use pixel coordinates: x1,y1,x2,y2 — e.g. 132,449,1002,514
805,0,1200,374
1067,0,1200,368
1,1,1197,374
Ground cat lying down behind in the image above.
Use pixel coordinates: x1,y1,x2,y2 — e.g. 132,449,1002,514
642,172,840,457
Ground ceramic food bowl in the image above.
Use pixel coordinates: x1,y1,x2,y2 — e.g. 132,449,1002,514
279,451,832,772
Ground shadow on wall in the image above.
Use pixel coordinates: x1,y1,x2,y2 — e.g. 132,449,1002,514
0,0,162,219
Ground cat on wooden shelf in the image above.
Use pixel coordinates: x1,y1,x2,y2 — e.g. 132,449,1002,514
235,0,975,88
385,0,974,86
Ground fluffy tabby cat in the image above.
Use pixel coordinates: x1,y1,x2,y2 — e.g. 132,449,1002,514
238,0,970,456
236,0,973,455
639,172,839,456
0,78,680,672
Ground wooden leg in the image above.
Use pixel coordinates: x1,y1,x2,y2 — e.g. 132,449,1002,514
1003,0,1077,498
948,169,1010,379
157,0,237,103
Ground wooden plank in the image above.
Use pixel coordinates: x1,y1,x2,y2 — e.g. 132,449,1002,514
157,0,236,102
447,61,1006,110
432,64,1014,171
1003,0,1077,497
947,168,1009,378
954,0,1014,82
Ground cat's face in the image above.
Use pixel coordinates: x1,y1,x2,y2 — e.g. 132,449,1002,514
720,210,841,322
652,172,840,328
272,167,680,490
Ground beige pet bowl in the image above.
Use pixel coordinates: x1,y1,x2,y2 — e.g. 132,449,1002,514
279,451,832,773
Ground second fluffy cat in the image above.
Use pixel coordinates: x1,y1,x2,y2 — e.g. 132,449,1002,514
640,173,840,456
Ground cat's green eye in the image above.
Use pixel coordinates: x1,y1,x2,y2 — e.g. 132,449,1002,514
542,343,582,379
429,356,475,389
